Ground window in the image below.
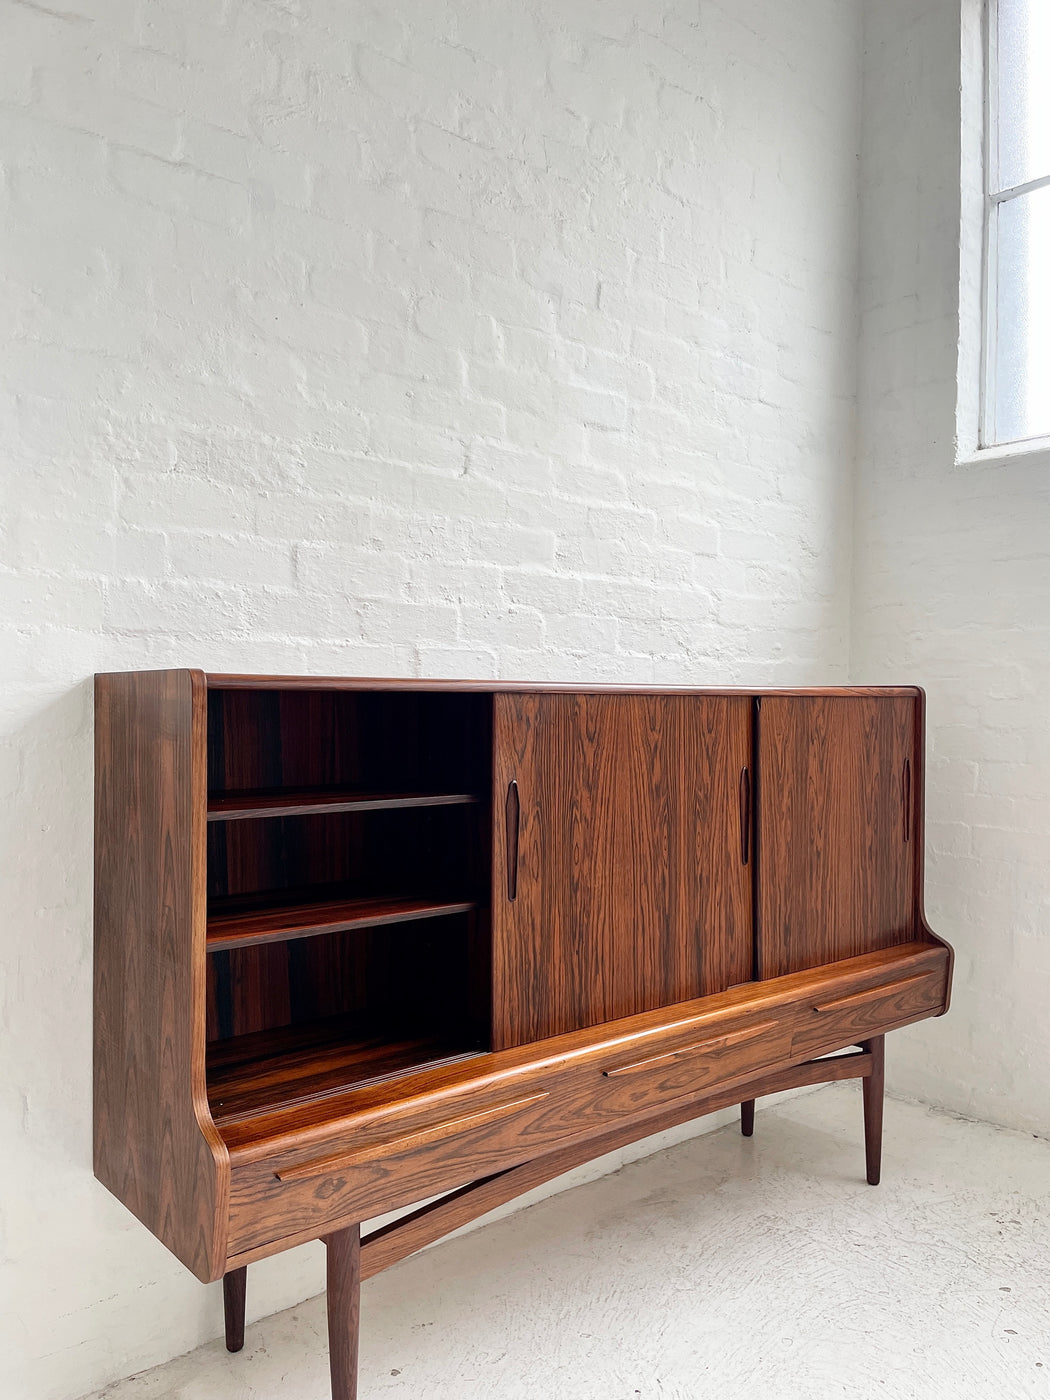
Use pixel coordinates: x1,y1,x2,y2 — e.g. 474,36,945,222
984,0,1050,447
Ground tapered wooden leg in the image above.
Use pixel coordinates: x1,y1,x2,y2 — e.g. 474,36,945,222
223,1267,247,1353
325,1225,361,1400
861,1035,885,1186
740,1099,755,1137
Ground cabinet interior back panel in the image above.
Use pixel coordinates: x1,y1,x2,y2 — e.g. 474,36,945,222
491,693,753,1048
756,694,917,979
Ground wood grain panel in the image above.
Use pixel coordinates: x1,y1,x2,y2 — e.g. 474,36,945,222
93,669,228,1283
756,694,918,979
491,693,752,1047
276,1092,551,1179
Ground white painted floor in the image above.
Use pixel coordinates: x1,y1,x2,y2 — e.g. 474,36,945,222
85,1085,1050,1400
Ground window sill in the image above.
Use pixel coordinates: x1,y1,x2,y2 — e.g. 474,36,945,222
956,437,1050,470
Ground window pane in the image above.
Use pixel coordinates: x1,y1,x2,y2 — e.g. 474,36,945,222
996,0,1050,190
991,185,1050,443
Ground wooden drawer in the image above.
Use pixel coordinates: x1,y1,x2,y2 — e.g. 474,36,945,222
223,948,949,1261
592,1014,787,1114
788,965,946,1061
588,962,947,1120
227,1073,600,1256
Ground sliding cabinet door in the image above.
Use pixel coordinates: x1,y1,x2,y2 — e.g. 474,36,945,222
491,693,752,1050
755,694,918,979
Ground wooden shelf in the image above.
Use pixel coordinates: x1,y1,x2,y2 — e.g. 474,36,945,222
207,1015,483,1126
207,788,481,822
207,892,479,952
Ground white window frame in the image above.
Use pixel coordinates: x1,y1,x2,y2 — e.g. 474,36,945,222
979,0,1050,453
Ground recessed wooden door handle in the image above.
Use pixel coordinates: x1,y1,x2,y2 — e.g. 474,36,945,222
505,779,520,901
902,758,911,842
739,766,751,864
275,1092,550,1181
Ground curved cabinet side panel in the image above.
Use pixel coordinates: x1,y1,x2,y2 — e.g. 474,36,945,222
913,686,955,1011
94,669,229,1282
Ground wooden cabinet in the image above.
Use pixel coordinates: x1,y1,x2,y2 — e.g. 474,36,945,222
93,675,952,1400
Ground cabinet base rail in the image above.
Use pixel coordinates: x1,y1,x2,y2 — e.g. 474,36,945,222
222,1039,884,1399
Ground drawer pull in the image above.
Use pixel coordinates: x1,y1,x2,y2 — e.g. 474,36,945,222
813,972,929,1016
274,1092,550,1181
603,1020,778,1078
506,780,520,901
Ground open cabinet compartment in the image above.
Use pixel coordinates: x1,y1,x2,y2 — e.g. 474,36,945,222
204,686,493,1131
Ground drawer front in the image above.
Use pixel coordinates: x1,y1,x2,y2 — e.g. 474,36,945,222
594,1015,789,1113
227,1072,610,1255
225,958,948,1259
789,966,946,1060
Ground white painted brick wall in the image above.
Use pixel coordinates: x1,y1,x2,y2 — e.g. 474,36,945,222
855,1,1050,1135
0,1,861,1395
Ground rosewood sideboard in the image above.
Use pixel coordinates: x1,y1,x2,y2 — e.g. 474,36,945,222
93,673,952,1398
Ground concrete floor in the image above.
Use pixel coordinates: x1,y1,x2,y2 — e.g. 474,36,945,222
85,1085,1050,1400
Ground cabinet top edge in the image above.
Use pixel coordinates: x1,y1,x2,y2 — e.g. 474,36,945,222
92,670,923,698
